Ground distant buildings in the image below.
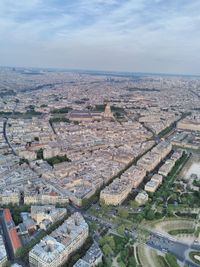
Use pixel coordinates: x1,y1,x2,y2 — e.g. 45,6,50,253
177,114,200,132
103,103,114,120
0,68,197,214
69,110,102,122
18,150,37,160
43,144,61,159
171,131,200,150
68,103,113,122
137,141,172,173
29,212,89,267
100,141,172,206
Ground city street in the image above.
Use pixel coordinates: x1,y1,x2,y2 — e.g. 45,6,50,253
0,209,14,260
147,232,200,267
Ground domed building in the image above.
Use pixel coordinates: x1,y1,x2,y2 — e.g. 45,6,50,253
68,102,114,122
103,102,114,119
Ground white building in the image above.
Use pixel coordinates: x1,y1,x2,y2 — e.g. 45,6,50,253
158,159,175,177
145,180,160,193
151,174,163,185
135,191,149,205
31,205,67,230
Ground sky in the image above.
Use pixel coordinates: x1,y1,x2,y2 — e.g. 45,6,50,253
0,0,200,75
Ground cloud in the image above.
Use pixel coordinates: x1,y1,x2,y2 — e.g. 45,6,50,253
0,0,200,74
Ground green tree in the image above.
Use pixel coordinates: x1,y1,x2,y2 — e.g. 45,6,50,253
36,148,43,160
165,253,180,267
128,256,137,267
120,247,129,260
100,235,115,251
117,224,125,235
102,244,113,256
119,261,126,267
118,208,129,219
135,214,144,223
145,210,155,220
130,200,139,208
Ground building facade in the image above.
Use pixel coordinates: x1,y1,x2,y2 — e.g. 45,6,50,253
29,212,89,267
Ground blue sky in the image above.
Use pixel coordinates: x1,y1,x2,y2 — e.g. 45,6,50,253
0,0,200,74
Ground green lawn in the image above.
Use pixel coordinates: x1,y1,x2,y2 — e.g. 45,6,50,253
168,228,195,235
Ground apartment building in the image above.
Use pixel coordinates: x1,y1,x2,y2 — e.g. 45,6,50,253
29,212,89,267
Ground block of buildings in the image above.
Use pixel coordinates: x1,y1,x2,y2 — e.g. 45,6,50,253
18,150,37,161
18,212,36,234
171,150,183,161
177,115,200,132
3,209,22,254
31,205,67,230
100,165,146,206
151,174,163,185
29,212,89,267
43,144,61,159
100,177,132,206
73,259,91,267
145,180,160,193
151,141,172,160
73,242,102,267
122,166,146,188
137,141,172,173
69,110,102,122
137,151,160,172
68,103,113,122
158,159,175,177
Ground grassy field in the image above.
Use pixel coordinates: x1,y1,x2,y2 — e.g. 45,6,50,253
152,219,195,234
137,244,167,267
168,228,195,235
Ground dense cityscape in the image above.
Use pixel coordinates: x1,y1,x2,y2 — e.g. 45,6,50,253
0,67,200,266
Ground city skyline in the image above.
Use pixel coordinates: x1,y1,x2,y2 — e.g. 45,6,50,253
1,64,200,266
0,0,200,75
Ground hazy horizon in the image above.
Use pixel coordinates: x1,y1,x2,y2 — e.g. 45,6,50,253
2,65,200,78
1,0,200,75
